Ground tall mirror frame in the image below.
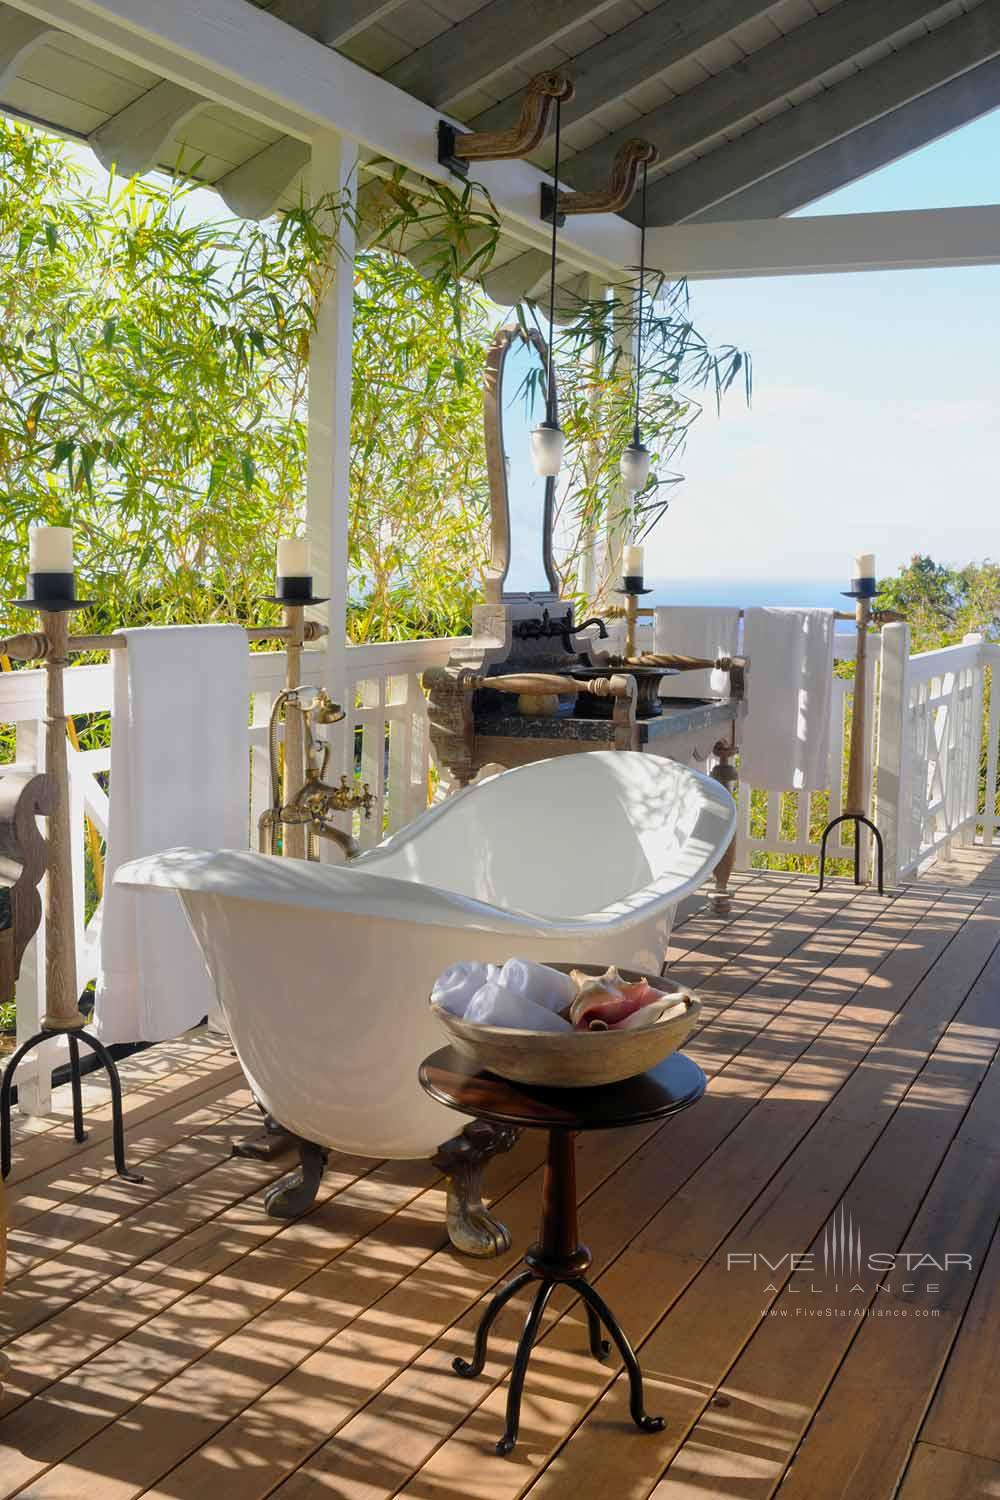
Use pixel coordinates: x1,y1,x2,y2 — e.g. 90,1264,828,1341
483,324,560,607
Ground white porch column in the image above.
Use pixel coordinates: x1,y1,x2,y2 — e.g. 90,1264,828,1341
874,621,911,887
306,130,356,712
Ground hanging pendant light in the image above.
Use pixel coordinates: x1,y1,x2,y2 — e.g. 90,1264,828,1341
620,156,651,493
531,94,565,478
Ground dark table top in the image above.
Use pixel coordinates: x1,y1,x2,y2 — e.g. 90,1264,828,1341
419,1047,706,1132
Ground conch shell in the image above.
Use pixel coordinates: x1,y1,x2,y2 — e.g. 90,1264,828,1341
566,966,668,1032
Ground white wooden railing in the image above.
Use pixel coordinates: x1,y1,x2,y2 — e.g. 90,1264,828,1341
3,622,998,1110
876,626,989,881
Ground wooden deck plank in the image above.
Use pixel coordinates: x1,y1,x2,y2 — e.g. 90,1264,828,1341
645,934,1000,1499
495,888,1000,1500
918,1201,1000,1463
260,887,958,1498
3,860,999,1500
897,1441,1000,1498
5,882,899,1494
5,1086,254,1278
2,1122,658,1498
7,1071,251,1234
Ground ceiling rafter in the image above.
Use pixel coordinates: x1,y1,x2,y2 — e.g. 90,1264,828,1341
383,0,623,108
0,7,55,94
642,0,1000,224
689,52,1000,220
468,0,781,138
266,0,409,49
564,0,962,193
1,0,638,276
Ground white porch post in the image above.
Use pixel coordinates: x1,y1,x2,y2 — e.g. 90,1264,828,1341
874,621,911,887
306,130,356,715
960,632,985,849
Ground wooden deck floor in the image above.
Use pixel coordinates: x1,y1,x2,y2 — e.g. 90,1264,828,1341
3,851,1000,1500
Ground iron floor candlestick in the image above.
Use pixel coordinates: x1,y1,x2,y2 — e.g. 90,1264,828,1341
3,579,142,1183
817,578,885,895
419,1046,705,1456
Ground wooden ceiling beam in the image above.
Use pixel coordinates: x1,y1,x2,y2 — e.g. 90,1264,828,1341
0,8,55,94
643,1,1000,224
89,78,209,175
565,0,958,194
689,54,1000,220
469,0,779,137
267,0,409,49
646,205,1000,279
384,0,622,108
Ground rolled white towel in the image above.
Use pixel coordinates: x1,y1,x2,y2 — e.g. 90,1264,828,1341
465,980,572,1033
498,958,576,1014
431,961,497,1017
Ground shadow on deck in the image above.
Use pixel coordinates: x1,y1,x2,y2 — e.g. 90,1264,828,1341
2,848,1000,1500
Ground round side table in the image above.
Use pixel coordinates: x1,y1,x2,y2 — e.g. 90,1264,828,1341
419,1045,706,1456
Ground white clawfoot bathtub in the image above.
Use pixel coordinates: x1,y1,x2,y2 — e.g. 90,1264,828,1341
116,751,735,1248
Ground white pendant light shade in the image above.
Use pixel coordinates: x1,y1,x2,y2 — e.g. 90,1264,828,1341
531,419,564,477
620,440,651,492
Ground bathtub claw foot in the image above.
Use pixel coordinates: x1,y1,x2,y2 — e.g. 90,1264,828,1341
434,1121,518,1258
264,1138,328,1218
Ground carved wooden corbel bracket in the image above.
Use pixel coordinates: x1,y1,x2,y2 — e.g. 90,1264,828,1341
0,770,53,1002
542,139,658,224
438,72,575,177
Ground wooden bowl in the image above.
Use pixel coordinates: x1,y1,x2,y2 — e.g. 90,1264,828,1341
430,963,700,1088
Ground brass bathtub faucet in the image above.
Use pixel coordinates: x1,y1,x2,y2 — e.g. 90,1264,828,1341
259,686,373,859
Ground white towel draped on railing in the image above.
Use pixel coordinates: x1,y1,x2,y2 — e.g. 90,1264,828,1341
740,607,835,792
654,606,741,697
96,624,250,1044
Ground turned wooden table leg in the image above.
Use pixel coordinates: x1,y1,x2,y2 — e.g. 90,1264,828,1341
710,734,739,915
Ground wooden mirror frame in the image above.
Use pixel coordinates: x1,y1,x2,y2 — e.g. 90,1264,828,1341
483,324,560,607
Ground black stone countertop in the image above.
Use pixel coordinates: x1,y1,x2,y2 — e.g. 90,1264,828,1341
477,695,746,746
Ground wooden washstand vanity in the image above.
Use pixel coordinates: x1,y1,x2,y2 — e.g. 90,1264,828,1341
423,324,748,912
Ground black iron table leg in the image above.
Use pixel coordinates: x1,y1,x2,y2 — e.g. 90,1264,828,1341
453,1269,534,1379
496,1280,556,1457
569,1277,664,1432
584,1298,611,1361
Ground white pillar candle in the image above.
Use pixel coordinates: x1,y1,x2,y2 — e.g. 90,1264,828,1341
277,536,311,576
29,525,74,574
624,543,645,576
854,552,876,578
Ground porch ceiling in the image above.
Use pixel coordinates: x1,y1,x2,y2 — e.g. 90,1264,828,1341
1,0,999,299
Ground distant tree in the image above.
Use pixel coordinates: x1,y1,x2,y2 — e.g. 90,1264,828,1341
875,554,1000,651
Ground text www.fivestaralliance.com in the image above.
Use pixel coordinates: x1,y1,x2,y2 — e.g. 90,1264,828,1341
761,1307,941,1319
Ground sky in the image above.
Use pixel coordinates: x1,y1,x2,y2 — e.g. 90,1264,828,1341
658,106,1000,587
55,103,1000,592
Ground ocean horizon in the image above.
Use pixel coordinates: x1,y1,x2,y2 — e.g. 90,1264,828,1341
643,578,850,611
